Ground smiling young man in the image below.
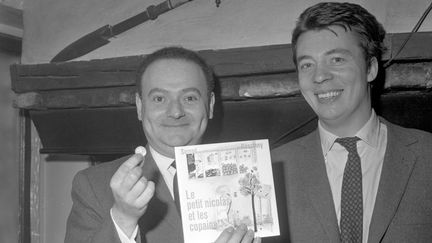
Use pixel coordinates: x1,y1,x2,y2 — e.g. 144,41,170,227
65,47,259,243
272,2,432,243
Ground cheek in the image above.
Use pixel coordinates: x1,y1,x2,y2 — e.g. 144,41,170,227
298,80,314,101
187,104,208,118
298,74,313,90
142,106,163,123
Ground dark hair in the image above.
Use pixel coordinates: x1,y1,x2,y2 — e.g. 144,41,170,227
291,2,386,67
136,46,215,97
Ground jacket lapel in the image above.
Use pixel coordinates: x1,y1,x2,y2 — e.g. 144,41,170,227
368,122,417,243
139,148,183,241
303,131,341,242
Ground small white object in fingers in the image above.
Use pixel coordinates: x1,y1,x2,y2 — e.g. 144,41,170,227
135,146,147,157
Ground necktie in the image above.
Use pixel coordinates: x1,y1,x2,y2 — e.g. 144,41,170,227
335,136,362,243
170,161,181,213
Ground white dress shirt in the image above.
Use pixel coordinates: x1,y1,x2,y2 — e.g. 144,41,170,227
112,146,176,243
318,110,387,243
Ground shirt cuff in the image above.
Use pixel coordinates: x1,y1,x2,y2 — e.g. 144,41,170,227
110,208,138,243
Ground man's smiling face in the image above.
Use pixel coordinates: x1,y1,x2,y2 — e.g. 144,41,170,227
136,58,214,158
295,26,378,135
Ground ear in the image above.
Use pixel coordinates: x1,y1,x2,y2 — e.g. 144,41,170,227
135,93,143,121
208,92,215,119
367,57,379,83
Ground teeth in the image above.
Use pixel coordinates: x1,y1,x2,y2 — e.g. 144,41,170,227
317,91,341,99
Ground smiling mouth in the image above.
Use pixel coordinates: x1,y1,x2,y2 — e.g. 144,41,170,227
162,124,189,128
315,90,343,102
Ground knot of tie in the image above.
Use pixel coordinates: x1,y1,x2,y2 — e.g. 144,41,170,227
335,136,360,154
170,161,176,169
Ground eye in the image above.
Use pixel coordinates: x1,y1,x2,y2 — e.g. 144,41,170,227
152,96,165,103
298,62,314,72
331,56,346,65
184,95,199,103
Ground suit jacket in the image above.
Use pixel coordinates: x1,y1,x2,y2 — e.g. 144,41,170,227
271,119,432,242
64,150,183,243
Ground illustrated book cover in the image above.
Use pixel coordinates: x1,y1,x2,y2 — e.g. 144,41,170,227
174,139,280,243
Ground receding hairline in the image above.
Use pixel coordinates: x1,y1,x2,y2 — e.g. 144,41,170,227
136,48,215,98
137,57,213,99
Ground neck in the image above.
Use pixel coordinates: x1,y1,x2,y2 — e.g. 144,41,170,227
321,108,373,137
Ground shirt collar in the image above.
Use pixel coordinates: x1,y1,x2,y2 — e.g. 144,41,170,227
319,109,381,154
149,146,175,171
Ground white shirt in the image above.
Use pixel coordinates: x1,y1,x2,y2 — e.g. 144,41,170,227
318,110,387,243
112,146,176,243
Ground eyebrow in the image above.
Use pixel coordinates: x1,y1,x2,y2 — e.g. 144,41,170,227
296,48,354,64
182,87,202,96
296,55,312,64
147,88,167,97
146,87,202,96
325,48,354,57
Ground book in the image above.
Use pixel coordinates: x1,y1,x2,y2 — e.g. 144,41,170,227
174,139,280,243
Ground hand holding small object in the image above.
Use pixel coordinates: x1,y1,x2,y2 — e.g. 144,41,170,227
134,146,147,157
110,146,154,237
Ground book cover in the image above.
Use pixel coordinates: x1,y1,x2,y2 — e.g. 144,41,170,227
175,139,280,243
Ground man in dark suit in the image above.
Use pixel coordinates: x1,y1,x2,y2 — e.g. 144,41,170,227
272,2,432,242
65,47,260,243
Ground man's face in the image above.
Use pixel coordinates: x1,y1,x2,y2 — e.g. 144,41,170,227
136,58,215,158
295,26,378,135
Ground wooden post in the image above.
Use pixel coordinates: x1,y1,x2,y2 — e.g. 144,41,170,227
18,109,31,243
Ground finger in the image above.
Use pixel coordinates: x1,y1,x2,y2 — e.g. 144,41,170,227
135,180,155,208
111,154,143,185
127,175,149,199
229,224,248,243
240,229,255,243
120,166,144,191
214,227,234,243
253,237,261,243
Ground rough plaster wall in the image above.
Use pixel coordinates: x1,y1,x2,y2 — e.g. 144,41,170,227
0,0,23,8
384,0,432,33
22,0,430,64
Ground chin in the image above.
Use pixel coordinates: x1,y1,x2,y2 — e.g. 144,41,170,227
164,136,193,147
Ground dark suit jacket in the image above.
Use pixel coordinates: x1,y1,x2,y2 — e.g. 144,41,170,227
271,119,432,242
64,151,183,243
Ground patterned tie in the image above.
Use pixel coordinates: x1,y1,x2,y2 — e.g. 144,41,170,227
335,136,362,243
170,161,180,213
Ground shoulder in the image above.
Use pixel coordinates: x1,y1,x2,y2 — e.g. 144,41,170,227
384,119,432,145
383,119,432,158
72,155,132,190
271,130,317,162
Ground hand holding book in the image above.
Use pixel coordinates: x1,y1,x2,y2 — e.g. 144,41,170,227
215,224,261,243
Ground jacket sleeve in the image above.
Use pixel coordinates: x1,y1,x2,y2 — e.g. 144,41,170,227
64,170,122,243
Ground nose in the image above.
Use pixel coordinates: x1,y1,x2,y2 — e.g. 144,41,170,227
314,63,332,84
167,100,185,119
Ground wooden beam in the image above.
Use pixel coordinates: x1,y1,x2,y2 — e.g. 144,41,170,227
385,32,432,61
0,3,23,29
28,91,432,155
0,32,21,54
18,110,31,243
385,62,432,89
11,32,432,94
12,62,432,109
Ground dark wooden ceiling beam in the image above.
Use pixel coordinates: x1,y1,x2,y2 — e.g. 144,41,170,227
0,3,23,54
0,3,23,29
12,61,432,110
11,32,432,95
